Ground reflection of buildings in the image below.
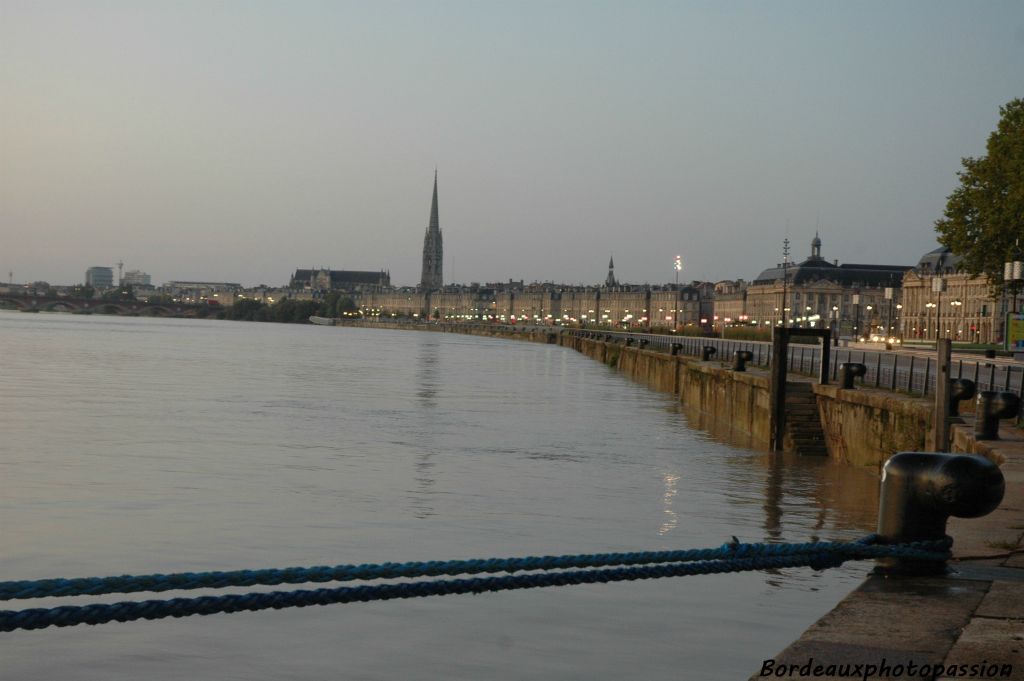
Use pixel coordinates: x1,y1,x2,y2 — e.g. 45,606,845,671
899,246,997,344
743,235,911,337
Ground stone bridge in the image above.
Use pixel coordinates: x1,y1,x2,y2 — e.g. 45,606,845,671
0,295,211,317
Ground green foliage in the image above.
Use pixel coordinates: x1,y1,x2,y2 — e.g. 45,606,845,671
265,298,320,323
336,297,358,315
722,326,772,342
936,99,1024,283
675,326,713,338
223,298,267,321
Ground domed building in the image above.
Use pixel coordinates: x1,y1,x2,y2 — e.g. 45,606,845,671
899,245,999,344
740,234,912,337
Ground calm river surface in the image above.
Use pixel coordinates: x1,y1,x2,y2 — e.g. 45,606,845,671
0,312,880,680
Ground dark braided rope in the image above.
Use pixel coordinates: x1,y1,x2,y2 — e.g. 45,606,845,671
0,535,951,601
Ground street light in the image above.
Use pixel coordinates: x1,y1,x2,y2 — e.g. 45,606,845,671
925,302,936,341
1004,243,1023,349
951,299,963,340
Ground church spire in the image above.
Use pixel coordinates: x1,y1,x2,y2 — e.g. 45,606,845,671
428,169,439,234
605,255,617,287
420,171,443,290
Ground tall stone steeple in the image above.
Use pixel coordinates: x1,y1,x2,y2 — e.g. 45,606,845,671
420,171,443,290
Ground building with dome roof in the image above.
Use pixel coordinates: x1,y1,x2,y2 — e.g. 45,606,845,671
738,234,912,337
899,245,999,344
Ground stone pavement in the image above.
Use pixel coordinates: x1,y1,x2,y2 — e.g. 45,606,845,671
752,422,1024,680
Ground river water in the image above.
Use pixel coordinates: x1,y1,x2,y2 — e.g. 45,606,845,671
0,312,880,680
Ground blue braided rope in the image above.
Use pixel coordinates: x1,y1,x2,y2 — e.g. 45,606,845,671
0,535,951,602
0,550,901,632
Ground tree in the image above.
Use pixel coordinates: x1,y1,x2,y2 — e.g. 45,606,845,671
223,298,266,321
935,98,1024,284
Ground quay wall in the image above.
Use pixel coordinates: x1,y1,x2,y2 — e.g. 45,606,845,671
343,321,936,469
562,333,773,450
562,332,933,469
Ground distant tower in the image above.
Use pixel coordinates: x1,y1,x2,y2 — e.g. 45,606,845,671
605,256,617,287
811,232,822,260
420,171,443,290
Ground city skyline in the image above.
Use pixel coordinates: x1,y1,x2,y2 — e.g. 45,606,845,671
3,2,1022,288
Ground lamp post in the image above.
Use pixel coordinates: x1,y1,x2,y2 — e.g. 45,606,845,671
884,287,894,341
925,302,936,342
895,303,903,342
852,294,861,340
866,305,874,339
1004,244,1023,350
951,299,963,341
931,276,946,343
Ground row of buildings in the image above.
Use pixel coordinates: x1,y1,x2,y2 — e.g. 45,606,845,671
279,235,1001,346
65,174,1006,344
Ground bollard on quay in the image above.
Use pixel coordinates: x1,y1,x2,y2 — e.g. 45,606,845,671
838,362,866,389
975,391,1021,440
732,350,753,372
948,379,976,418
876,452,1004,575
638,339,649,349
625,337,635,346
670,343,683,356
702,346,717,361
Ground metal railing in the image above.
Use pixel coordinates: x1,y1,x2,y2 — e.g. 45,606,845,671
565,330,1024,407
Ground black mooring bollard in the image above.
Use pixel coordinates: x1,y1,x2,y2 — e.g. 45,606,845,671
604,334,613,342
876,452,1004,574
625,337,635,346
975,391,1021,440
670,343,683,356
546,332,558,344
949,379,976,418
732,350,753,372
838,362,867,389
702,346,717,361
638,339,649,349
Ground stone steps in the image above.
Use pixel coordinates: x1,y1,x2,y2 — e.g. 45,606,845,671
783,383,829,456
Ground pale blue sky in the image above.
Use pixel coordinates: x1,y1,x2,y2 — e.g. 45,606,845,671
2,1,1022,287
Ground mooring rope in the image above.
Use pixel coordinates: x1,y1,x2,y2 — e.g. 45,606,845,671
0,535,952,632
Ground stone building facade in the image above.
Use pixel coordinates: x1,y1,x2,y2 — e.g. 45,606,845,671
899,247,998,344
743,235,911,337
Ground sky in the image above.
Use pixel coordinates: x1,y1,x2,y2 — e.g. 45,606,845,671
2,1,1023,288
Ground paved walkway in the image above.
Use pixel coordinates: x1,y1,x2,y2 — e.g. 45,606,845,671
753,421,1024,680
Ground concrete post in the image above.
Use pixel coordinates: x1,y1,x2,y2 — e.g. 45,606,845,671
770,332,788,452
933,338,952,452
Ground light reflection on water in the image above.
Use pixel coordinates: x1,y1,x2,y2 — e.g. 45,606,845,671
0,312,879,680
